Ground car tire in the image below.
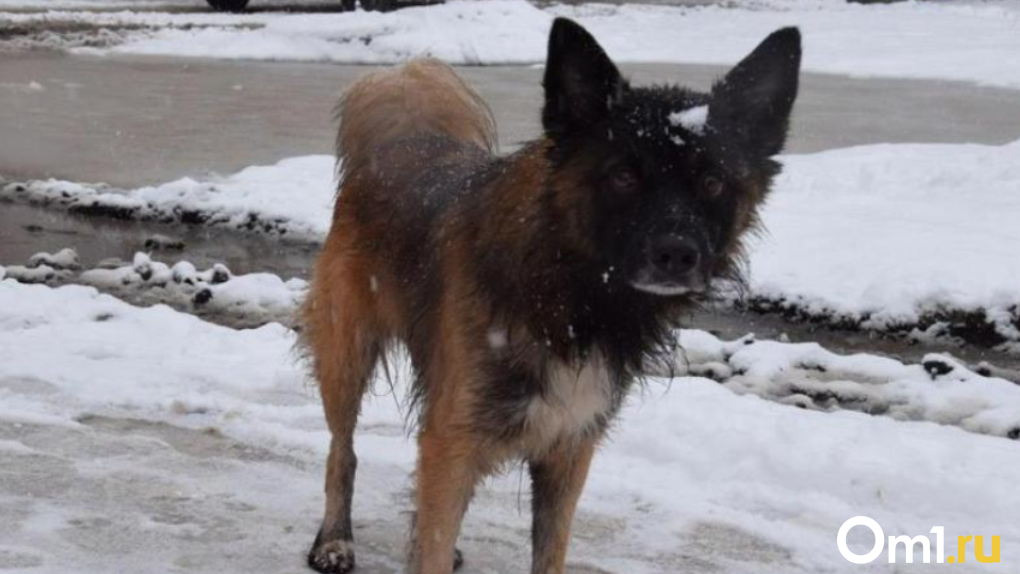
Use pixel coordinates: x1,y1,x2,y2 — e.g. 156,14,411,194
207,0,250,12
360,0,396,11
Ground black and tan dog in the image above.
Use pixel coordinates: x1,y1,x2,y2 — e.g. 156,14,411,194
302,18,801,574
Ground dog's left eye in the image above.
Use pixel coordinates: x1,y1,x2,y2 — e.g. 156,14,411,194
701,174,724,198
609,169,640,194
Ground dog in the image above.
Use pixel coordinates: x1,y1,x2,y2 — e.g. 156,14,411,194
301,18,801,574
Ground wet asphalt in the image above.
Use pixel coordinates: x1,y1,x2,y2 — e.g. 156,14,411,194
2,51,1020,187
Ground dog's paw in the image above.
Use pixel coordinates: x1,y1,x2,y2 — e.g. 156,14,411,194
453,547,464,571
308,539,356,574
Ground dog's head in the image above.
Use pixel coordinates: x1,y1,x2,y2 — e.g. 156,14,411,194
542,18,801,299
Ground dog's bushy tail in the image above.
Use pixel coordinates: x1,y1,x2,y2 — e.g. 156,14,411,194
336,58,497,179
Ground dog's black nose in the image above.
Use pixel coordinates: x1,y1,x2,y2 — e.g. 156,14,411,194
649,235,700,277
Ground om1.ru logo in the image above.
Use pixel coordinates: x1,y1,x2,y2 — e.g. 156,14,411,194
838,516,1000,564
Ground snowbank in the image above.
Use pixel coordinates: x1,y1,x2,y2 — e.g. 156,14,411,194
0,248,307,328
1,278,1018,572
674,330,1020,439
6,139,1019,344
0,156,334,240
0,248,79,284
79,252,307,328
749,140,1020,344
4,0,1019,88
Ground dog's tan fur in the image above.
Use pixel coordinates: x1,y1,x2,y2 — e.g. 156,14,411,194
336,58,497,175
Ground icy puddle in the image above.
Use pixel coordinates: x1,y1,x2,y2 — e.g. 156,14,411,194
0,201,317,278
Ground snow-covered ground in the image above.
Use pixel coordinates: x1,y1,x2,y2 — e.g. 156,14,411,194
7,139,1019,346
2,0,1020,88
1,276,1018,573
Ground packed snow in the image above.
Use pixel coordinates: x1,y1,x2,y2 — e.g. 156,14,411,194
0,249,306,328
0,249,81,284
7,138,1019,345
2,1,1020,88
0,277,1018,573
27,248,80,270
0,264,67,284
78,253,307,328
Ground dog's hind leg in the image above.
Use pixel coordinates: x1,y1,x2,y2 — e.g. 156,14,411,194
409,420,482,574
303,254,384,574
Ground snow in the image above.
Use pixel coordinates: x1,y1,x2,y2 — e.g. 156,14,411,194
0,264,66,284
4,0,1020,88
668,104,709,135
1,277,1018,572
672,330,1020,439
0,248,305,328
28,248,80,270
1,156,334,240
8,138,1019,343
78,253,306,328
749,139,1020,342
2,247,84,285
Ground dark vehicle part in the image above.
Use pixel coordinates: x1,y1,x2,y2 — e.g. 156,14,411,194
207,0,250,11
206,0,440,12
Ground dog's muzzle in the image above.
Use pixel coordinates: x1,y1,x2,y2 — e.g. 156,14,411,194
629,234,708,296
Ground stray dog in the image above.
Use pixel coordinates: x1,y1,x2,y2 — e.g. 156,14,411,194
302,18,801,574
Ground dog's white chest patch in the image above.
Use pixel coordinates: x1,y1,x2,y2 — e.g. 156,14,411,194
524,356,613,447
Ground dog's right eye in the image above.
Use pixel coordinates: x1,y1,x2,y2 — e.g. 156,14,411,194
608,169,640,194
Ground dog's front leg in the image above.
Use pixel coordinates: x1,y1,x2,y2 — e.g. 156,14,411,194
529,437,599,574
411,428,479,574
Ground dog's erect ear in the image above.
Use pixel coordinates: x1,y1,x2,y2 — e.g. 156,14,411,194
543,18,626,137
710,27,801,158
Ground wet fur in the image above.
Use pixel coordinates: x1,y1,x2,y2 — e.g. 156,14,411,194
302,19,800,574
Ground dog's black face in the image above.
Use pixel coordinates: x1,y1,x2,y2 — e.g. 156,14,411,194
542,19,801,298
